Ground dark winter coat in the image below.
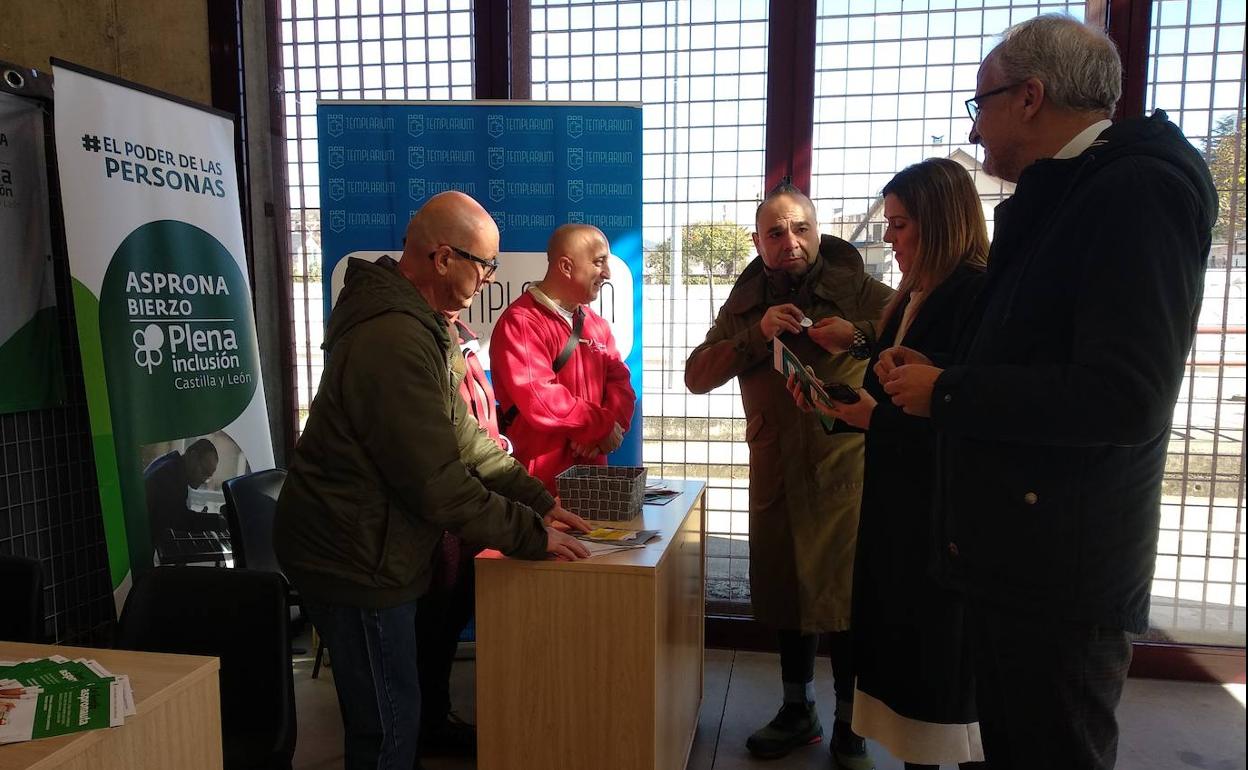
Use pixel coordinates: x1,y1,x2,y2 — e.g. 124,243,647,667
853,264,985,724
931,111,1218,632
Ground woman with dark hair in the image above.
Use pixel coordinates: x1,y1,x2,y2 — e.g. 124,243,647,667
795,157,989,769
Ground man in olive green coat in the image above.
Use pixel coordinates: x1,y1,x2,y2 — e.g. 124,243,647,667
275,191,590,770
685,184,893,767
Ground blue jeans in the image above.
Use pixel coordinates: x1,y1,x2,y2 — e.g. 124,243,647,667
304,599,421,770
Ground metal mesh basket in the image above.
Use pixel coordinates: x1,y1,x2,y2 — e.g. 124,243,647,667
555,465,648,522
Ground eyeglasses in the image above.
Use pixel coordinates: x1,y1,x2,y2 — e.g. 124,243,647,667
430,245,499,280
964,81,1024,122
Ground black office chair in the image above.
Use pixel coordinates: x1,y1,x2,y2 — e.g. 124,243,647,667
221,469,326,678
0,554,43,642
116,566,296,770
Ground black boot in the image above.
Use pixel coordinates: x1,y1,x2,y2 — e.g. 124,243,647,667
830,719,874,769
745,701,823,759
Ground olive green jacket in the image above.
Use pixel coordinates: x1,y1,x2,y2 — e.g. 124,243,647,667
275,258,552,608
685,236,894,632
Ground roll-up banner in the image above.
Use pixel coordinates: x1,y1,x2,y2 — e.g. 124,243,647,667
315,101,644,465
0,91,64,414
52,60,273,606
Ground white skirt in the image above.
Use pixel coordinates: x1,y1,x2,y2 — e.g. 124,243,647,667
851,686,985,765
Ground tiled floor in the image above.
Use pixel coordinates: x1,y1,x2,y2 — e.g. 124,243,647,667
291,637,1246,770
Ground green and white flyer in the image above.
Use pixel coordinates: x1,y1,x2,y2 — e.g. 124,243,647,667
51,61,274,607
0,656,132,743
0,90,64,414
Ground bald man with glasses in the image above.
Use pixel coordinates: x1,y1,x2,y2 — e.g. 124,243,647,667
276,191,592,770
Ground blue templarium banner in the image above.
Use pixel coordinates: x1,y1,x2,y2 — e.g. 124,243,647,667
316,101,643,465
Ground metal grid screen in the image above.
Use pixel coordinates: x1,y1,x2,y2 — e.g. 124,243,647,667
810,1,1084,279
810,0,1245,645
280,0,477,429
529,0,768,611
1145,0,1245,646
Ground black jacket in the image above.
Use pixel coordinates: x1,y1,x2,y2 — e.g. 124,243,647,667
930,111,1218,632
853,264,985,724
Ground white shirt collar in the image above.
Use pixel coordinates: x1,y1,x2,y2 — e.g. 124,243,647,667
1053,119,1113,160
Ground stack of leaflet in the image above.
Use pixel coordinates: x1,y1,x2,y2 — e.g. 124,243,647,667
575,526,661,557
0,656,136,744
643,481,681,505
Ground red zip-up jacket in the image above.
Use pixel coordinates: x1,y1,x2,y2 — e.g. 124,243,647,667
490,288,635,494
453,319,507,452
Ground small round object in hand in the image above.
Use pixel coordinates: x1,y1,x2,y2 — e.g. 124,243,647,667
799,316,813,328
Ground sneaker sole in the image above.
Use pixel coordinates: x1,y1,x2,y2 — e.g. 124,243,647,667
745,733,823,760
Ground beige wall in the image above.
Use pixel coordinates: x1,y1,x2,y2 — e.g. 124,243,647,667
2,0,211,104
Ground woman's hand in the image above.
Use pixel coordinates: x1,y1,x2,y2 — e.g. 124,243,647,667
822,388,877,429
787,370,875,429
786,371,814,412
874,345,933,381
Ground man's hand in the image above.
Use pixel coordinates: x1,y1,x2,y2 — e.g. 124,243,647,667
882,364,942,417
569,440,598,459
874,345,933,381
760,303,805,340
544,503,592,533
808,316,855,354
545,527,590,560
597,422,625,454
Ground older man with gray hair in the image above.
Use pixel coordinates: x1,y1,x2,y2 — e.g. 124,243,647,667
881,14,1217,770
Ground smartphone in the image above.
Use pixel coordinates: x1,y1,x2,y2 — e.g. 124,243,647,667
823,382,861,404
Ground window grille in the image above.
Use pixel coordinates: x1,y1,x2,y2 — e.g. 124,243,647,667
1145,0,1245,646
280,0,477,431
530,0,768,612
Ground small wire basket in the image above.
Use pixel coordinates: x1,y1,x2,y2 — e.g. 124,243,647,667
555,465,648,522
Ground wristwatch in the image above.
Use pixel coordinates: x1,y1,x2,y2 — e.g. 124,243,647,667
848,327,871,360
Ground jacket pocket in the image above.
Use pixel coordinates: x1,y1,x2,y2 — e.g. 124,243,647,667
954,444,1079,602
370,502,419,588
746,413,783,512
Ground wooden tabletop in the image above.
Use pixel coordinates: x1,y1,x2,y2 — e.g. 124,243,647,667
476,478,706,574
0,641,219,769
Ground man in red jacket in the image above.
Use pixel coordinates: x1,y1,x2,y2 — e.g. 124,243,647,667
490,224,636,493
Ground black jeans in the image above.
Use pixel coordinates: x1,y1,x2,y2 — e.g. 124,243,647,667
777,628,855,719
968,602,1132,770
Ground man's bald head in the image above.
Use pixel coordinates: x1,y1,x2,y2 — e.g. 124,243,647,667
402,191,496,262
397,191,501,313
542,223,612,307
546,224,607,264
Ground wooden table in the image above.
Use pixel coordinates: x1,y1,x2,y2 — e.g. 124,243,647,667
475,479,706,770
0,641,221,770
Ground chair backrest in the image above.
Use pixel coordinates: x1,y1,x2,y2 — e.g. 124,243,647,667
116,566,295,766
221,469,286,574
0,554,43,643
